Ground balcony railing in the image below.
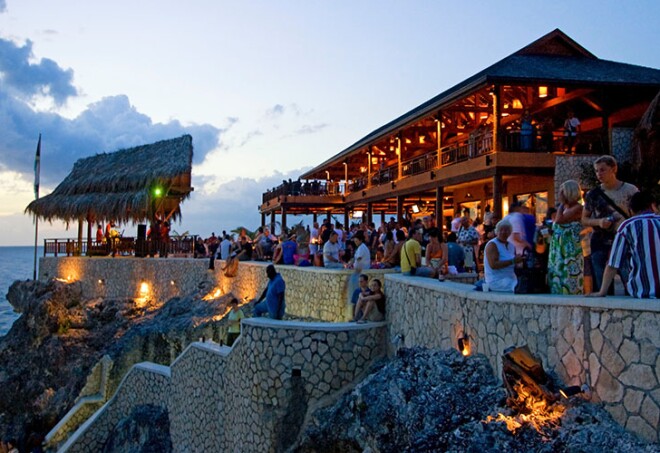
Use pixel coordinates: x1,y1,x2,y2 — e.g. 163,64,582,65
44,237,199,257
261,129,607,205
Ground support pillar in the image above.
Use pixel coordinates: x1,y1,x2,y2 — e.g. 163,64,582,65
281,206,287,233
493,173,503,220
435,187,444,228
313,212,318,223
367,202,373,225
344,208,350,229
367,147,372,188
270,211,276,232
436,113,442,167
396,195,404,225
77,218,83,256
261,213,266,228
492,85,501,152
326,211,331,222
396,135,402,180
86,216,92,256
380,210,386,226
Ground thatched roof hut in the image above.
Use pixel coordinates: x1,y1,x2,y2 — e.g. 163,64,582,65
26,135,194,223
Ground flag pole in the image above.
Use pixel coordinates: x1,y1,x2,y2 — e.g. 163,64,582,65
33,134,41,281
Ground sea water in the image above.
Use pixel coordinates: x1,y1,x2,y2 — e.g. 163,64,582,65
0,246,42,336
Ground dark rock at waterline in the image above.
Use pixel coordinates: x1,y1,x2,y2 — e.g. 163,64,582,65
0,278,247,451
295,347,659,453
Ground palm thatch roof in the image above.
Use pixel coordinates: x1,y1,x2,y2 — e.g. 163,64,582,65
26,135,194,223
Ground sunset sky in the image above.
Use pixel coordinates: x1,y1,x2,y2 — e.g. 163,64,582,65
1,0,659,244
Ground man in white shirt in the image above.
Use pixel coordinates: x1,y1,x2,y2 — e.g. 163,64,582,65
352,230,371,270
502,202,531,255
323,231,344,269
219,235,232,260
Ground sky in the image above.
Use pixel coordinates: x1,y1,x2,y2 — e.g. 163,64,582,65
0,1,659,245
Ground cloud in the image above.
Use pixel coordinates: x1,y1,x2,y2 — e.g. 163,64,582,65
0,0,5,13
0,38,77,105
0,91,221,185
295,123,329,135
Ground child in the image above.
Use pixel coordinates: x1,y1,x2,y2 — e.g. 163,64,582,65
226,298,245,346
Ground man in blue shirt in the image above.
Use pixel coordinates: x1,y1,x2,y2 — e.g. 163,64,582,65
253,265,286,319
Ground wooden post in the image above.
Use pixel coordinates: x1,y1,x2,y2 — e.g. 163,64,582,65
344,208,350,229
435,187,444,228
380,210,386,226
261,213,266,228
396,135,402,180
77,218,83,256
492,85,501,152
281,206,287,233
367,148,372,188
86,216,92,256
436,114,442,167
396,195,404,225
493,173,503,220
270,211,276,232
313,212,318,223
367,202,373,225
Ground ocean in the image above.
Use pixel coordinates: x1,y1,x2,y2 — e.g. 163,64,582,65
0,246,42,336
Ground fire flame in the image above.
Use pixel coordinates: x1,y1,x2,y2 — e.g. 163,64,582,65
202,288,222,301
485,382,565,435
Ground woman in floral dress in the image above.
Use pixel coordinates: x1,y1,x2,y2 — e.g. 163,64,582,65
548,180,584,294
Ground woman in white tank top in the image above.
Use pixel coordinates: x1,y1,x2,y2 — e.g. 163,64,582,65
484,220,525,292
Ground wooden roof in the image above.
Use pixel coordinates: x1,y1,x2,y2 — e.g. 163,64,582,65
26,135,194,223
300,29,660,179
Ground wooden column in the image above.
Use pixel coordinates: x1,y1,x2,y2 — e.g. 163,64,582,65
86,216,92,256
313,213,318,223
326,211,332,222
367,148,372,188
270,211,276,231
380,210,386,226
77,218,83,256
396,135,402,180
436,114,442,167
366,202,373,225
396,195,404,225
435,187,444,228
344,208,350,229
343,162,348,195
492,85,501,152
261,213,266,228
493,173,503,220
281,206,287,233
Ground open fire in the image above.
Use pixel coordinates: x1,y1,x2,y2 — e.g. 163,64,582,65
485,345,579,438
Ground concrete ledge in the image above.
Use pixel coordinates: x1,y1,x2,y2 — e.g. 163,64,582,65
386,273,660,312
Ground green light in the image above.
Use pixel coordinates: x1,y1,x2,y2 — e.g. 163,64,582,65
154,187,163,197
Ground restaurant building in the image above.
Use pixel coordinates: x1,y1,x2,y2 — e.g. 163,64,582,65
259,29,660,230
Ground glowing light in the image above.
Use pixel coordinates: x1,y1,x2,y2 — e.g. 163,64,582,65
202,288,223,301
139,282,150,297
538,86,548,98
170,280,176,286
458,335,471,356
153,187,163,197
98,279,104,285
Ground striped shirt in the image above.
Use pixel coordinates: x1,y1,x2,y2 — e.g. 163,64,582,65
608,212,660,298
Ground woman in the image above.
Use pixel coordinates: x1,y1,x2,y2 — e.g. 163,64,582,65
548,180,584,294
484,220,525,292
379,231,395,267
354,279,386,323
425,228,448,274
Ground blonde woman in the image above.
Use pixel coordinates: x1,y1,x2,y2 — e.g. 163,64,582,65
548,180,584,294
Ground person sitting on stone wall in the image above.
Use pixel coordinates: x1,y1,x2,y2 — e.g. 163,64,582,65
253,264,286,320
354,278,386,323
401,227,436,278
484,219,525,292
350,274,371,320
323,231,344,269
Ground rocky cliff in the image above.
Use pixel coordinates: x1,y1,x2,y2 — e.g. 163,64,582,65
0,279,242,452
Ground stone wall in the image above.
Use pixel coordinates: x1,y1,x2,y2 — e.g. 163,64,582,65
554,154,600,196
611,127,635,164
60,319,387,452
385,274,660,442
39,257,212,302
39,257,392,322
213,262,394,321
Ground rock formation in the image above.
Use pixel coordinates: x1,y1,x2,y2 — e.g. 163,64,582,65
294,348,659,452
0,279,243,451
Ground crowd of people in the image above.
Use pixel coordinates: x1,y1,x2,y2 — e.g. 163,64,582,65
201,155,658,327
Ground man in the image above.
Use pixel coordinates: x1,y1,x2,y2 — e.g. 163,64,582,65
253,264,286,319
502,202,532,255
219,234,232,260
351,274,371,320
562,111,581,153
323,231,344,269
401,227,436,278
589,192,660,299
582,155,638,293
351,230,371,270
235,236,253,261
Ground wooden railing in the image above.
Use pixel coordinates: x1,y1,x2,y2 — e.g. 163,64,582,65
43,237,199,257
